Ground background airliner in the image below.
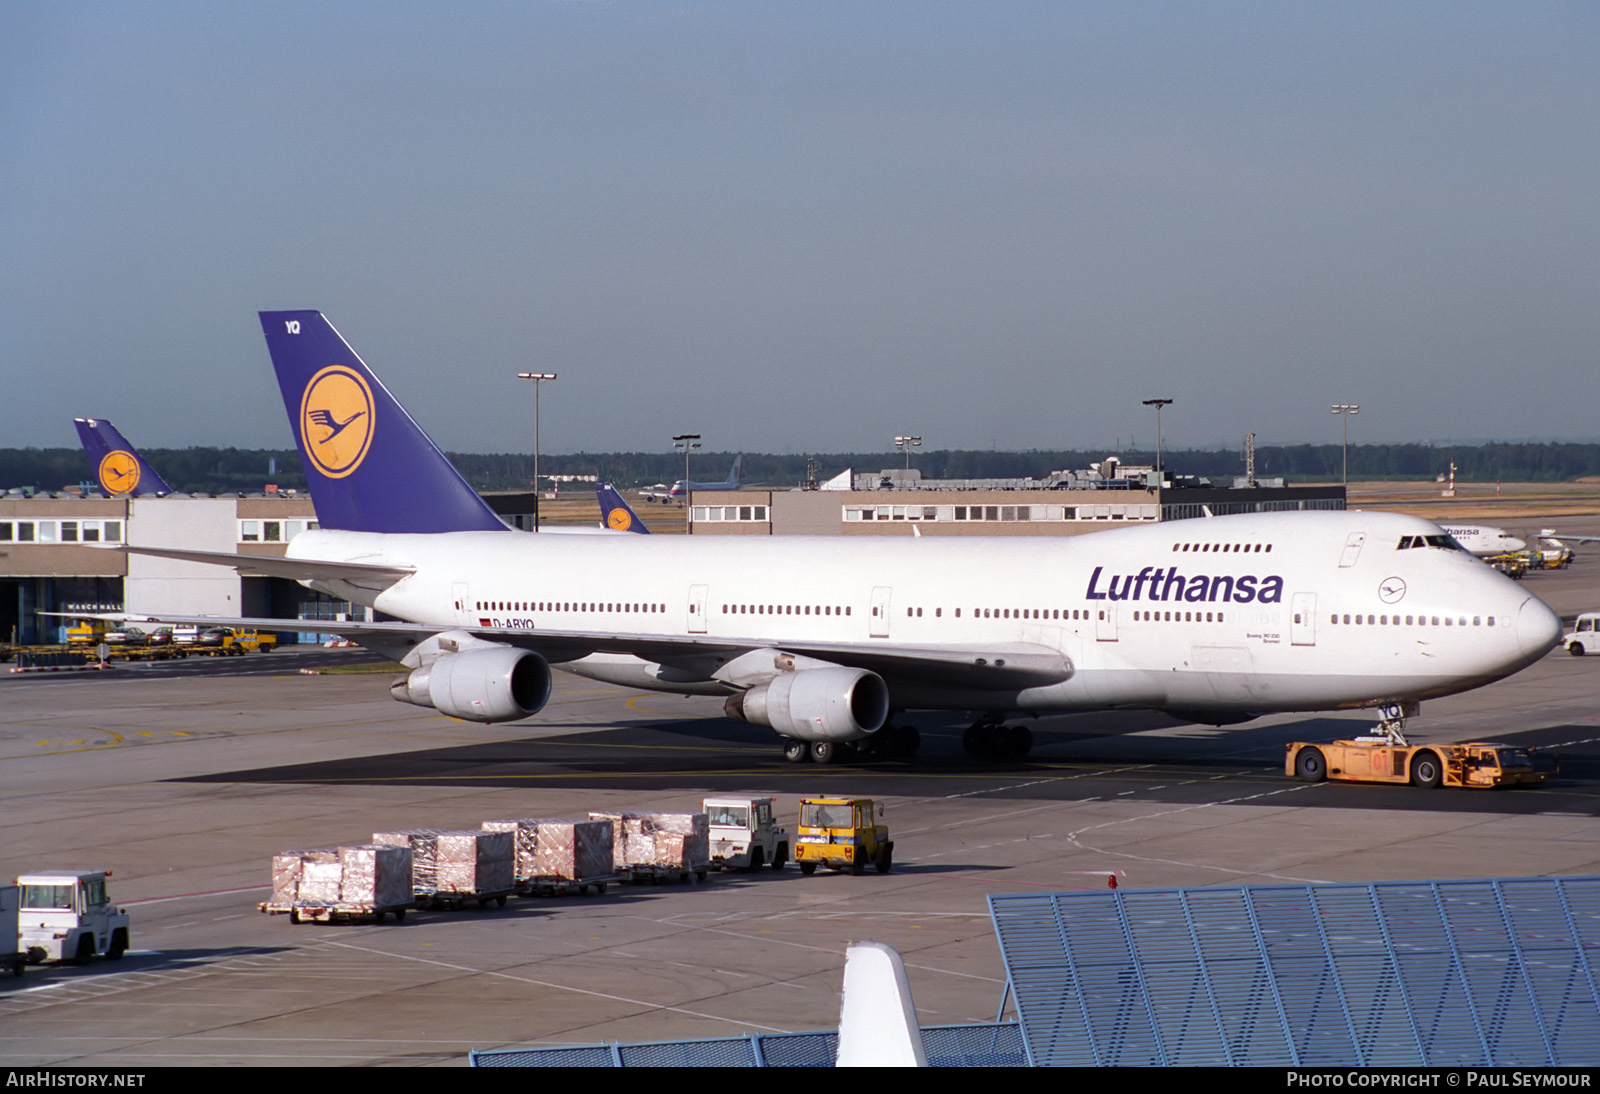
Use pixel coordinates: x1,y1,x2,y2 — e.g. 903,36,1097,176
1439,524,1525,557
114,311,1563,765
668,454,744,500
73,418,174,498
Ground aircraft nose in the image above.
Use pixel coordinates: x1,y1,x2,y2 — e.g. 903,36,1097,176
1515,595,1562,659
1507,537,1527,553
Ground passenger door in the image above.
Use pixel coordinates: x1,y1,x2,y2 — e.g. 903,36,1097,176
688,584,708,634
1291,592,1316,646
870,586,892,638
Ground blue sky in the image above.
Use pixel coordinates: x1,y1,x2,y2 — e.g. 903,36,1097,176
3,2,1597,456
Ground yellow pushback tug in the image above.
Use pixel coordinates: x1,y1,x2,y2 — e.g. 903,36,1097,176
1287,737,1552,789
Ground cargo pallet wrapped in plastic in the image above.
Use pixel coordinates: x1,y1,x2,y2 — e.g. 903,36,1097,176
372,829,515,909
261,844,415,924
482,818,618,895
589,811,710,883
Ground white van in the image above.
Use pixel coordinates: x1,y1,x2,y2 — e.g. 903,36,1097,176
1564,612,1600,656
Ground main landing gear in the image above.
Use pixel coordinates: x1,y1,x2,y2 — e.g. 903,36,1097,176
778,724,921,765
963,713,1033,760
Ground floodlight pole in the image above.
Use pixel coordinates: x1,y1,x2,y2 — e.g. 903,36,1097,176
894,435,922,471
1141,399,1173,486
516,372,558,530
673,434,702,524
1331,404,1359,485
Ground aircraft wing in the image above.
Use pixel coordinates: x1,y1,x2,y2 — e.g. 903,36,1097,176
464,626,1071,689
122,545,415,584
61,608,1069,689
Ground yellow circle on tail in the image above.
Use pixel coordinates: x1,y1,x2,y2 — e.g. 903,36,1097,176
300,365,375,479
98,450,140,495
607,508,634,531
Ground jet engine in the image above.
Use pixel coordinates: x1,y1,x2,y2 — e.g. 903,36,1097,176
723,667,889,741
391,647,552,723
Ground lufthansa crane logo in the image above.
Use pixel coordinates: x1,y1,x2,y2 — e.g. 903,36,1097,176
300,365,374,479
98,450,140,495
606,507,634,531
1378,576,1407,604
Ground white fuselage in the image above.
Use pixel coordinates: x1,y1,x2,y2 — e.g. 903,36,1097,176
1441,524,1527,557
289,509,1560,719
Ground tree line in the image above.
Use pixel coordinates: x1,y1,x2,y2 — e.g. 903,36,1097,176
3,442,1597,496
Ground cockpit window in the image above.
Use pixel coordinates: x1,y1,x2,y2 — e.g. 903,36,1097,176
1396,534,1465,551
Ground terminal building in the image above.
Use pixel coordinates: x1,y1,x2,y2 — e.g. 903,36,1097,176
0,493,327,645
687,459,1346,537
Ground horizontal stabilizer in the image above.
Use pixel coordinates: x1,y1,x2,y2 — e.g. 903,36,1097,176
123,545,413,584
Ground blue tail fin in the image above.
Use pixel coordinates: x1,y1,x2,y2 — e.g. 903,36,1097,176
596,482,650,534
73,418,174,498
259,311,507,533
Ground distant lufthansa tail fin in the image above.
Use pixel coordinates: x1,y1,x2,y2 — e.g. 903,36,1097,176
595,482,650,534
259,311,507,533
73,418,173,498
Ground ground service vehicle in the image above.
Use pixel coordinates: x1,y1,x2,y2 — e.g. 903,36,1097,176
1486,554,1529,580
64,622,105,646
230,628,278,652
16,870,130,963
704,796,789,871
794,797,892,875
1,886,24,976
1564,612,1599,656
1287,739,1551,789
182,626,277,656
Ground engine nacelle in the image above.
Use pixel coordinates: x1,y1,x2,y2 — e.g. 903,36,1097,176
391,647,552,723
723,667,889,741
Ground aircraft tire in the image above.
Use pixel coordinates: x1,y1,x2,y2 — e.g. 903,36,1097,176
1002,725,1033,759
782,740,809,763
963,725,992,758
810,740,837,765
1295,747,1327,782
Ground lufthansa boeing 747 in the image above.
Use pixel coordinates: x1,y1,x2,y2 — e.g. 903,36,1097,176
119,311,1563,764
